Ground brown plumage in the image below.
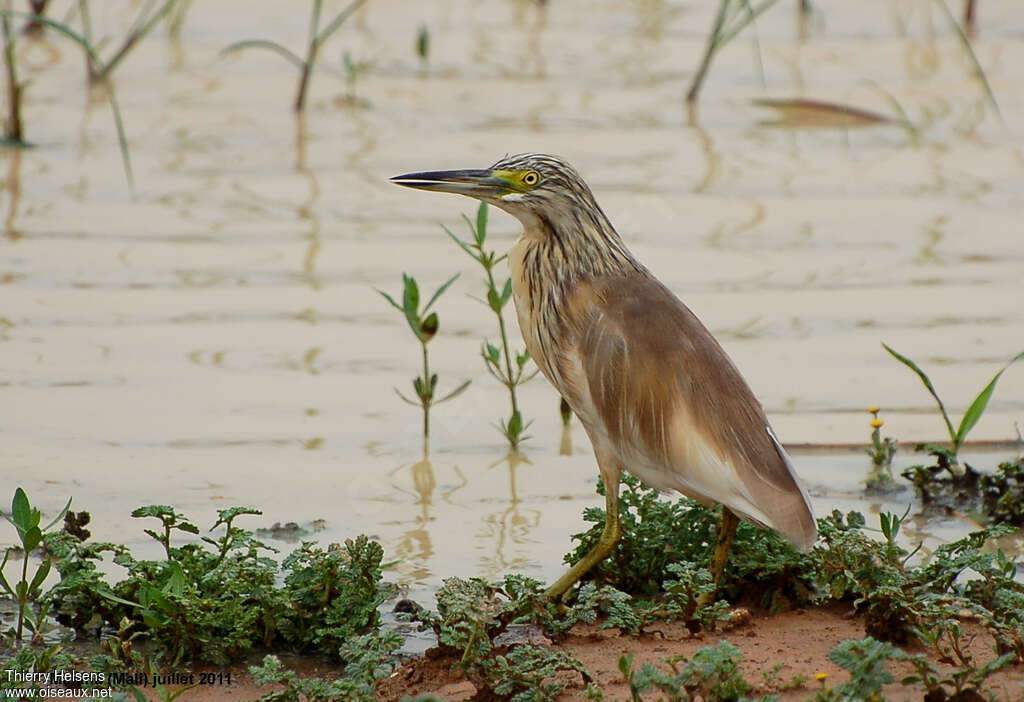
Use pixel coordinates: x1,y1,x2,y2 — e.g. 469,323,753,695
392,153,816,601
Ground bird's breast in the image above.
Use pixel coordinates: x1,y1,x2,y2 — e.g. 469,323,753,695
508,235,566,392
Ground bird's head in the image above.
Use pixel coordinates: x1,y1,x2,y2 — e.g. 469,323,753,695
391,153,604,234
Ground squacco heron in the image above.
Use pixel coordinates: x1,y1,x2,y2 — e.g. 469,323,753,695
392,153,817,602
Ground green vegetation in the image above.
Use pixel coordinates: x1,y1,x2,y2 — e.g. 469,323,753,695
618,643,772,702
3,472,1022,700
378,273,469,444
1,487,71,642
863,406,898,490
446,202,537,450
222,0,370,112
884,345,1023,467
77,0,178,84
0,5,134,185
686,0,780,107
416,24,430,65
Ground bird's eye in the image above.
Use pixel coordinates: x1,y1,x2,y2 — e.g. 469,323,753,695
522,171,540,186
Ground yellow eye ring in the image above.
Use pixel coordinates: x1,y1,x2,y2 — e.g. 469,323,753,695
522,171,540,186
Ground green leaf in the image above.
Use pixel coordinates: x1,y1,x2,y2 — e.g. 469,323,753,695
402,274,420,314
955,351,1024,446
28,558,51,595
23,526,42,553
0,551,14,596
402,274,421,337
443,224,482,263
437,379,471,404
475,202,489,245
12,487,30,530
486,288,502,313
883,343,956,445
220,39,306,69
500,278,513,307
41,496,73,532
376,288,404,313
485,342,501,365
423,273,460,314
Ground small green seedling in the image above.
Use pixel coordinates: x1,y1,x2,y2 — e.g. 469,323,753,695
686,0,780,107
1,487,71,642
378,273,469,443
77,0,178,84
884,344,1023,468
222,0,370,112
416,24,429,64
0,6,135,186
445,202,537,450
864,405,897,489
341,50,372,106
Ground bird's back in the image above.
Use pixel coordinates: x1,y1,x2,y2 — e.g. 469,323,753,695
546,272,817,550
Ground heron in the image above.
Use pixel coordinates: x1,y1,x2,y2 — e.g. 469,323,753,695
391,153,817,602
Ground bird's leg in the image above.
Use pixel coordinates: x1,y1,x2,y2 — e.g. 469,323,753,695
697,507,740,608
544,475,621,603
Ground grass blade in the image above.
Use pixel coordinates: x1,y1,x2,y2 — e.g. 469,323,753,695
315,0,370,47
221,39,305,70
423,273,460,314
933,0,1002,125
955,351,1024,445
882,343,956,444
1,9,135,189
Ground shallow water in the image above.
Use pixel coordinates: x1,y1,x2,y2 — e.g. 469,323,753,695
2,0,1023,603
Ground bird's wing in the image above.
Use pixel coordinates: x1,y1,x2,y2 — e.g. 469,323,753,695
560,273,817,550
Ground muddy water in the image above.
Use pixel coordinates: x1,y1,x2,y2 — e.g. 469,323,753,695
2,1,1023,605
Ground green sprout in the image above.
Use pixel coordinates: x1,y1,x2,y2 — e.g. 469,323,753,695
77,0,178,84
416,24,430,65
685,0,780,108
378,273,469,444
864,405,897,489
0,6,135,186
884,344,1023,469
445,203,537,450
222,0,369,112
1,487,71,642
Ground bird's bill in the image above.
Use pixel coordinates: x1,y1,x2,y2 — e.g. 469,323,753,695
390,169,509,198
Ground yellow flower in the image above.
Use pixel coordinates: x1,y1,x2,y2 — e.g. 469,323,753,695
870,419,883,428
815,672,828,681
868,405,880,414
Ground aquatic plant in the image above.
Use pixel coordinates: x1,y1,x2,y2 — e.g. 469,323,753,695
864,405,897,489
0,487,71,643
416,24,429,65
686,0,780,108
934,0,1000,123
77,0,177,84
377,273,469,444
222,0,370,112
883,344,1023,467
1,0,24,144
446,202,537,450
0,6,134,185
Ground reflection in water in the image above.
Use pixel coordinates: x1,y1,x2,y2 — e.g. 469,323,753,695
479,451,541,576
294,115,323,291
559,422,573,456
388,455,468,584
3,148,22,240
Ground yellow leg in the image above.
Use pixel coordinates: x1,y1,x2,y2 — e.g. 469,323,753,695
697,507,739,608
544,477,621,602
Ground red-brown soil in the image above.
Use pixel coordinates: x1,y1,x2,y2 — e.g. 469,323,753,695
377,603,1024,701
